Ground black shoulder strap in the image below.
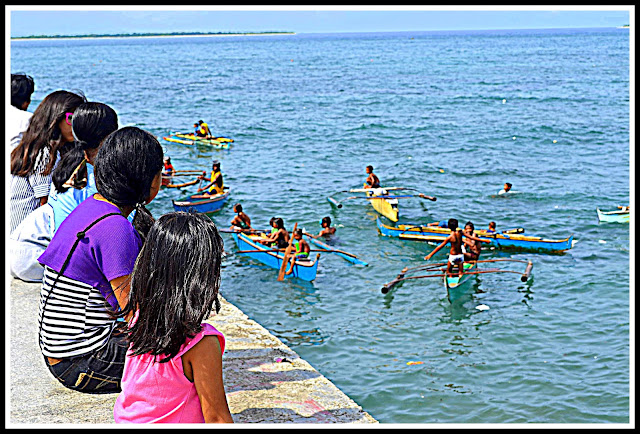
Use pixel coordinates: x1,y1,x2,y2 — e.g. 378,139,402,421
54,212,124,280
39,212,125,345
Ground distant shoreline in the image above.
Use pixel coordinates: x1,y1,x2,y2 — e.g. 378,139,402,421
11,31,296,41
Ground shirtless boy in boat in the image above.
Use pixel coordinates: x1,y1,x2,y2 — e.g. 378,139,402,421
424,218,465,277
462,221,492,261
363,165,380,189
230,203,252,232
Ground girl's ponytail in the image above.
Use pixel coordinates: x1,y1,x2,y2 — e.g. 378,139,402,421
131,202,155,246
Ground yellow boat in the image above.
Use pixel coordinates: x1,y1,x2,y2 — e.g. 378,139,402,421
326,187,436,222
366,188,399,222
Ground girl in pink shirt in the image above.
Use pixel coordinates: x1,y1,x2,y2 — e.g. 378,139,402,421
114,211,233,423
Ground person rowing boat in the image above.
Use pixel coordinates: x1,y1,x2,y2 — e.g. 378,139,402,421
194,119,213,138
285,228,312,275
424,218,465,278
163,156,175,176
194,160,224,197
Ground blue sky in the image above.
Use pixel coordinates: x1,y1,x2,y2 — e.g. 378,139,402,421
8,7,632,37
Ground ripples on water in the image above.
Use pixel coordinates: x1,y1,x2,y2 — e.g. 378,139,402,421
11,27,630,424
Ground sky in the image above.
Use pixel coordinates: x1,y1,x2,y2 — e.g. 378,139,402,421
7,6,633,37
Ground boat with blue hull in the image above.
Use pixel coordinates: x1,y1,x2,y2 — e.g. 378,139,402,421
172,190,230,215
376,217,573,253
381,258,534,303
444,261,478,303
232,232,320,281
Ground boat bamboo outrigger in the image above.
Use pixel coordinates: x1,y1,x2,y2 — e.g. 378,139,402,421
381,258,534,302
161,170,206,188
162,131,233,150
304,233,369,266
327,187,437,222
376,217,573,253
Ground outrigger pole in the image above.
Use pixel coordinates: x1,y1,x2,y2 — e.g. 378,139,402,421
381,259,533,294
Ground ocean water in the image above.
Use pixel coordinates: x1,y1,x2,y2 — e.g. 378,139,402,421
10,27,631,424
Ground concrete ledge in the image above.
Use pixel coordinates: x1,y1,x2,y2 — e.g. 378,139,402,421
8,277,377,425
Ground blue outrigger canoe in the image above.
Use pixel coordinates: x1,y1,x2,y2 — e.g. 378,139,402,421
376,217,574,253
232,232,320,281
172,190,230,215
381,258,533,302
444,262,477,303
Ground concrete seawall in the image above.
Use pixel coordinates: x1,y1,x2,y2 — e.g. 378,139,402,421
8,277,377,425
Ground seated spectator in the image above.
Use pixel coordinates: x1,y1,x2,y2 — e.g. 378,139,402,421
37,127,164,394
9,90,86,233
9,73,35,151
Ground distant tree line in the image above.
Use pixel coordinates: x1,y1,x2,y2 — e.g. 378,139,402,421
12,30,295,39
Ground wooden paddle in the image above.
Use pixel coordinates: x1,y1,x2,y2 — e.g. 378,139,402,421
277,223,298,281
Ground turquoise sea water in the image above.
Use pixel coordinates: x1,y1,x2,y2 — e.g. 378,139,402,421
11,28,631,424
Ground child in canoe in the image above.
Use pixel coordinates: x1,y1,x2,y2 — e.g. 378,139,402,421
257,217,289,249
462,221,492,261
230,203,251,232
195,160,224,198
286,228,312,275
424,218,465,277
427,220,449,228
363,165,380,189
114,211,233,424
163,156,175,176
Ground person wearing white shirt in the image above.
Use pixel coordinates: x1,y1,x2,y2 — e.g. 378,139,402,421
9,73,35,150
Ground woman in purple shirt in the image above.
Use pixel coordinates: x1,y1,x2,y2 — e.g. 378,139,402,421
38,126,164,394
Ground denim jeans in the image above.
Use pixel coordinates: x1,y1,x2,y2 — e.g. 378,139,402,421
44,325,128,394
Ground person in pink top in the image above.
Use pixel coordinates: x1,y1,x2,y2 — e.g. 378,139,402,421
114,211,233,423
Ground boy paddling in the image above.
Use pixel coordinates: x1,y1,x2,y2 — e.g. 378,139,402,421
424,218,465,277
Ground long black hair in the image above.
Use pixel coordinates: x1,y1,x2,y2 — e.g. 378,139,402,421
72,102,119,151
93,126,163,244
51,142,87,193
10,90,86,177
123,211,224,363
51,102,119,194
273,217,285,230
